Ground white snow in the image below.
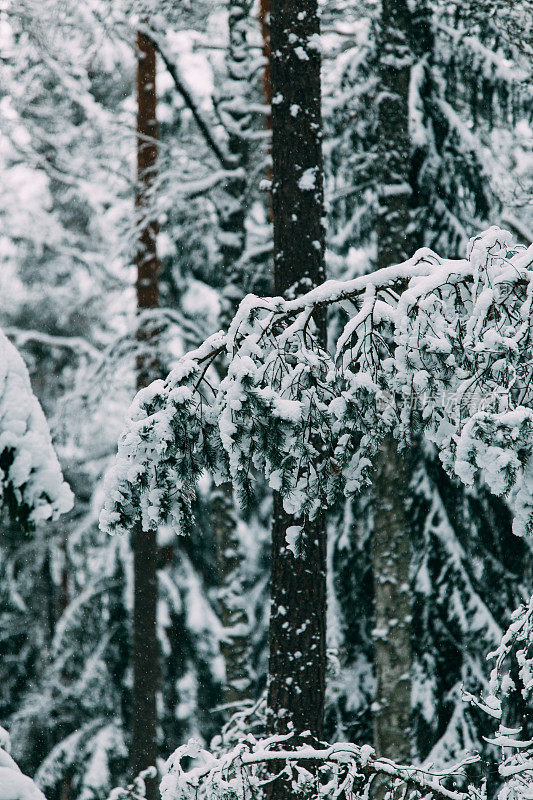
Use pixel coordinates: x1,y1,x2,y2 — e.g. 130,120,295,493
0,328,73,526
298,168,317,191
0,770,47,800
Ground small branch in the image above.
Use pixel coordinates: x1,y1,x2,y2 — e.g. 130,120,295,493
139,26,234,170
4,328,101,361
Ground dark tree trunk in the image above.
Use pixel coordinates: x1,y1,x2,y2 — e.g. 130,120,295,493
375,0,412,272
270,0,325,306
266,0,327,757
213,0,253,710
130,28,160,800
259,0,273,231
213,484,251,707
372,437,411,762
259,0,272,135
372,0,413,767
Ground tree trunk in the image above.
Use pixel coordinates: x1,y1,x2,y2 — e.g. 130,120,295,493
259,0,274,233
266,0,327,757
213,0,253,710
213,484,251,707
217,0,251,322
130,28,160,800
259,0,272,135
372,0,413,767
372,437,411,762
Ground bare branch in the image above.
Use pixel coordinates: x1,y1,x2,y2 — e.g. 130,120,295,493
139,26,234,170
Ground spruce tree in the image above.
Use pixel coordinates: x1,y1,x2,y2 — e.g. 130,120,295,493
323,0,532,767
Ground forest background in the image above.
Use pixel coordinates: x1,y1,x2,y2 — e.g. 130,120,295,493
0,1,532,799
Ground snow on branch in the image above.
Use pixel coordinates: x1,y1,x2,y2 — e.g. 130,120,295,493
4,327,101,361
0,328,73,530
101,227,533,541
463,593,533,797
157,734,482,800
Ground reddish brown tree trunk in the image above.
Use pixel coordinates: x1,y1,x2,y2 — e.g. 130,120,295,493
130,28,160,800
259,0,271,111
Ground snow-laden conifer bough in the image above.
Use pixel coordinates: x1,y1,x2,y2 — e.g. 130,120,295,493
101,227,533,545
0,334,71,800
0,328,73,530
102,227,533,799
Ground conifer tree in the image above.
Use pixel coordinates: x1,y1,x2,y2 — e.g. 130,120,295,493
323,0,532,766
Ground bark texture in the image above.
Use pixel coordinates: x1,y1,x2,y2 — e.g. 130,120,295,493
372,0,413,766
372,436,411,762
213,485,251,706
131,28,160,800
217,0,251,317
259,0,272,130
213,0,253,709
266,0,327,755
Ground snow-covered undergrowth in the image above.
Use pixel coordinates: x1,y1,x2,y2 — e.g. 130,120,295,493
0,328,72,529
0,728,46,800
103,595,533,800
157,735,481,800
101,227,533,543
465,594,533,800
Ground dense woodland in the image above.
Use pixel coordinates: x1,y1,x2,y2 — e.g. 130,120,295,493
0,1,532,800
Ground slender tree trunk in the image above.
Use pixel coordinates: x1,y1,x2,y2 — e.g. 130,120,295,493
266,0,327,763
131,28,160,800
372,0,413,766
217,0,251,321
213,0,253,710
213,486,251,706
372,438,411,761
259,0,272,139
259,0,273,232
259,0,271,104
58,530,72,800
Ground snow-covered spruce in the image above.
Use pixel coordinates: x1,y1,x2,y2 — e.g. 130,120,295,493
101,228,533,540
0,328,72,529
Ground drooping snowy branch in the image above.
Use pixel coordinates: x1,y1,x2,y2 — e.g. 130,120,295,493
101,228,533,541
463,593,533,799
0,328,73,529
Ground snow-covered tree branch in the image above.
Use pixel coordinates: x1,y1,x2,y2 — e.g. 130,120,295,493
0,328,72,530
155,734,482,800
101,227,533,544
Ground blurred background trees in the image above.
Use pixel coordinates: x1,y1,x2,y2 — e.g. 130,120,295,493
0,0,531,797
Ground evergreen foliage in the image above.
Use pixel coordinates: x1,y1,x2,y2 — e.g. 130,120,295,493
0,0,531,797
